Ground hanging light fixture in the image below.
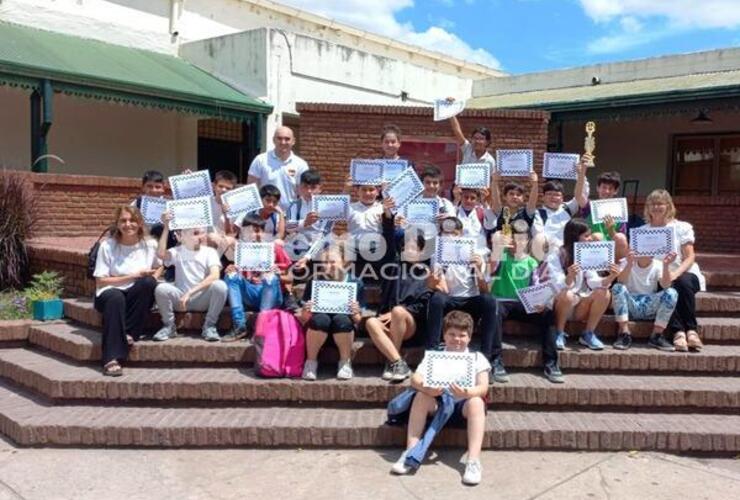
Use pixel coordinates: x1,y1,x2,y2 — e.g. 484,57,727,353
690,109,713,125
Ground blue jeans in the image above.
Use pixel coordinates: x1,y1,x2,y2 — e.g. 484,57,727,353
224,274,283,328
611,283,678,329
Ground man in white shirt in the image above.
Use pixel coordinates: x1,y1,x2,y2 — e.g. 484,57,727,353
247,126,310,212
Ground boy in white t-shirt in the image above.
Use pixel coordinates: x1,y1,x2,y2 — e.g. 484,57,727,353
419,165,456,217
611,251,678,351
349,183,385,280
153,214,228,342
391,310,489,486
532,160,589,248
452,187,496,251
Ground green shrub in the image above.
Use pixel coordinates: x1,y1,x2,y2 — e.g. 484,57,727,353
25,271,64,301
0,169,39,290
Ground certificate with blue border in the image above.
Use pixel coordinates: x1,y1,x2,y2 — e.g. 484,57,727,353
496,150,533,177
435,237,476,266
382,159,409,182
169,170,213,200
630,227,675,257
221,184,263,222
311,280,357,315
140,196,167,225
311,195,350,221
516,282,558,314
422,351,475,388
574,241,615,272
235,242,275,272
403,198,439,224
350,159,384,185
384,167,424,209
591,198,629,224
543,153,580,180
166,196,213,230
455,163,491,188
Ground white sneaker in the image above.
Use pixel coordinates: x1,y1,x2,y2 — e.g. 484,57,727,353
462,459,482,486
336,360,353,380
302,360,318,381
391,450,411,475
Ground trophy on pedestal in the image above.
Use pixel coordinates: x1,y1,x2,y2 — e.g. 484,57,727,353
584,121,596,167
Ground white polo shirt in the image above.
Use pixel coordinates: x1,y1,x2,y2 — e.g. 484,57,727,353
249,150,310,211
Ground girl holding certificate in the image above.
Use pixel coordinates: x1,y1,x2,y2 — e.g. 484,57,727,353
92,206,161,376
299,242,365,381
642,190,706,351
548,219,620,351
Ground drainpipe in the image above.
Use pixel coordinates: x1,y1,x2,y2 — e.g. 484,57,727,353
30,79,53,173
169,0,183,38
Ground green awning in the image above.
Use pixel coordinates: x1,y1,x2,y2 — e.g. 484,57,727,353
0,21,272,120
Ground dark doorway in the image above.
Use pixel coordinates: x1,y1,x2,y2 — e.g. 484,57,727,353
197,119,256,182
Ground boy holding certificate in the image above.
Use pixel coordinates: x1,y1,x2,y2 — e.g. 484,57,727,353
285,170,330,261
420,165,456,217
348,183,385,281
132,170,177,275
611,251,678,351
222,213,292,341
207,170,239,257
391,311,489,486
532,160,589,247
452,188,497,251
489,223,562,383
153,215,228,342
250,184,285,243
489,171,539,233
579,171,629,260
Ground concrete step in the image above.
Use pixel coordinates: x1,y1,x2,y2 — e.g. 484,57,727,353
27,323,740,373
1,348,739,410
61,298,740,342
0,381,738,451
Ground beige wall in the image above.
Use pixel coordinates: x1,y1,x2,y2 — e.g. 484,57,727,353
1,87,198,176
558,109,740,196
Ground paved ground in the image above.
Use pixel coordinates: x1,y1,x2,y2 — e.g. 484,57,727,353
0,437,738,500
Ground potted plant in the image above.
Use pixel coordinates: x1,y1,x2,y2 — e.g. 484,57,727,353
26,271,64,321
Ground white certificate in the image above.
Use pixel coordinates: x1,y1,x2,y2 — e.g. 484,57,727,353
574,241,615,272
169,170,213,200
350,159,384,186
234,241,274,271
543,153,580,180
311,195,350,221
630,227,676,257
166,196,213,230
496,150,533,177
139,196,167,225
220,184,263,222
311,280,357,315
433,99,465,122
384,167,424,209
455,163,491,188
422,351,475,389
516,282,558,314
382,159,408,182
435,237,476,266
591,198,629,223
403,198,439,224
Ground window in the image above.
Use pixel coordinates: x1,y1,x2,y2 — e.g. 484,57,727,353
672,134,740,196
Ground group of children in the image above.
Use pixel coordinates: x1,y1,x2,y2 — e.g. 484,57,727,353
108,120,705,486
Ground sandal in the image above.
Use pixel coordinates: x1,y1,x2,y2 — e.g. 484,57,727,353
103,360,123,377
673,331,688,352
687,330,704,351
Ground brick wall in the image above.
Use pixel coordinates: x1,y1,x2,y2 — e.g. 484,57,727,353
28,173,140,237
296,103,551,194
27,246,92,297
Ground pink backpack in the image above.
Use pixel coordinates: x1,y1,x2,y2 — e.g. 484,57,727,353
253,310,306,378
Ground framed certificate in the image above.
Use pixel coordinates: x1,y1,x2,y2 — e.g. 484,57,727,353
422,351,476,389
403,198,439,224
433,99,465,122
590,198,629,223
220,184,263,222
311,280,357,315
311,195,350,221
435,237,476,266
234,242,274,271
169,170,213,200
630,227,675,257
516,282,558,314
166,196,213,230
382,159,408,182
495,150,533,177
574,241,615,272
384,167,424,209
455,163,491,188
350,159,384,186
543,153,580,180
139,196,167,225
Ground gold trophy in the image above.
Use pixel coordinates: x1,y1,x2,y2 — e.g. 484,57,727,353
584,121,596,167
502,206,512,237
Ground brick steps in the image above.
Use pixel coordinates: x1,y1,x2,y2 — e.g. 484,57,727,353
1,348,739,409
26,323,740,373
62,298,740,342
1,381,738,451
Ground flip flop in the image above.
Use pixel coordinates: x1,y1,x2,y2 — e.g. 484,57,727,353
103,361,123,377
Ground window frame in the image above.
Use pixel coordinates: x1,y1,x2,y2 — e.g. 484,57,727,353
670,132,740,196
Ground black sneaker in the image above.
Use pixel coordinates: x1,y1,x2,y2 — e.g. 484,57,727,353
648,333,675,352
544,363,565,384
491,356,510,384
390,359,412,382
221,324,248,343
613,332,632,350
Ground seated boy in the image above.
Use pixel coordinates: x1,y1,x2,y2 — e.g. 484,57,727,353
285,169,331,262
419,165,456,217
490,171,539,233
208,170,239,257
425,217,505,382
153,215,228,342
579,170,629,260
453,187,496,252
131,170,174,243
348,183,385,281
222,213,292,341
391,310,489,486
532,159,589,248
250,184,285,243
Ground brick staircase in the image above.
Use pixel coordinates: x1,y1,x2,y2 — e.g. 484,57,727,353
2,257,740,451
